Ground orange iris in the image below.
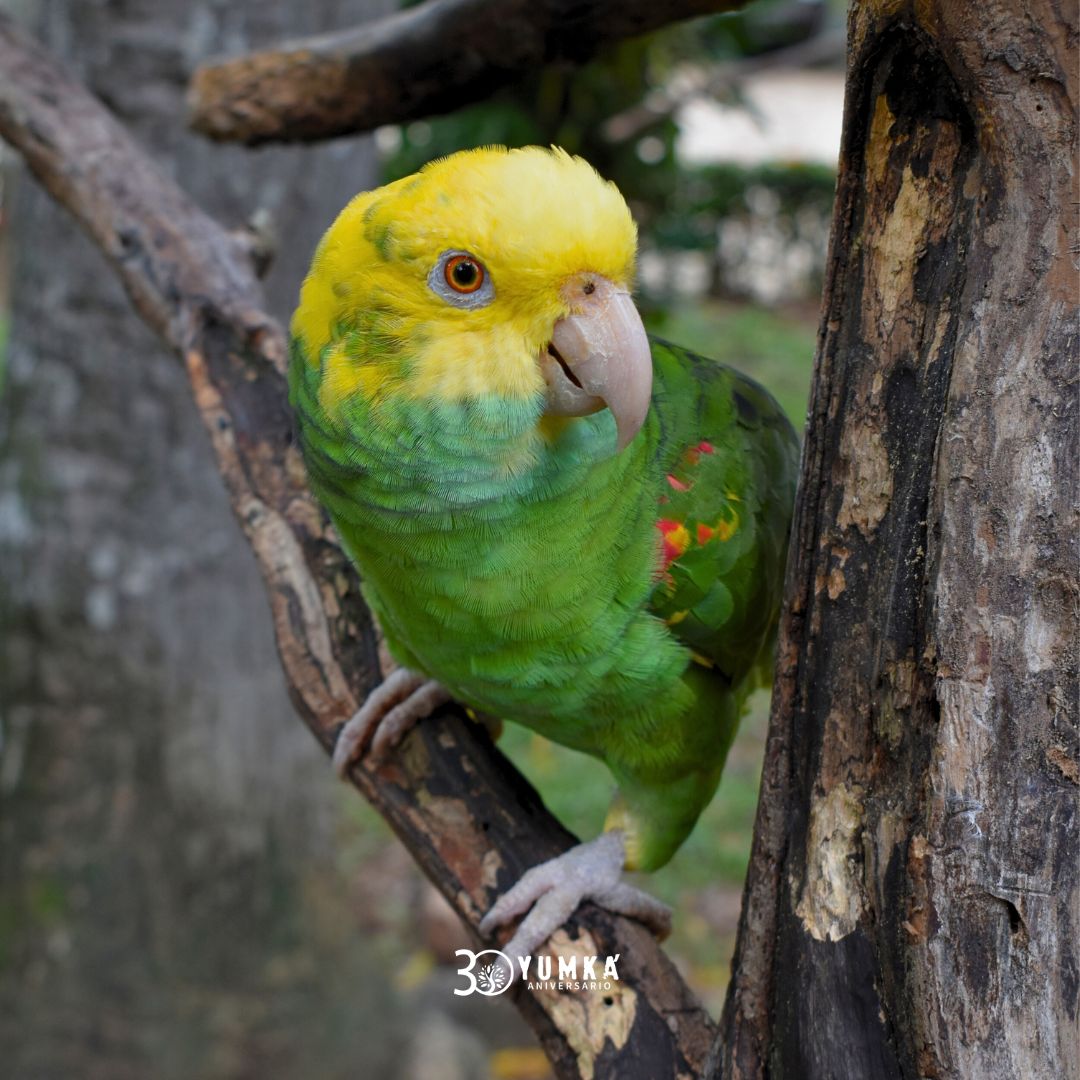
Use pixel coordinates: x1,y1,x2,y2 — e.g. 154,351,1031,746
444,254,484,294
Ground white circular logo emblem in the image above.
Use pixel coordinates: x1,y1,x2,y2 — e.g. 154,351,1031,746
453,948,513,996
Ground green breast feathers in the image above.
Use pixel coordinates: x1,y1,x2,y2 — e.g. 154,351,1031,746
289,145,798,963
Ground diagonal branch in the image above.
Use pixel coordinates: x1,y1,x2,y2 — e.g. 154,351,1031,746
0,14,716,1079
187,0,747,145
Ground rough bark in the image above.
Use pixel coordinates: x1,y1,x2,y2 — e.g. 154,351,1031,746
0,13,716,1079
186,0,746,146
713,3,1078,1079
0,1,418,1077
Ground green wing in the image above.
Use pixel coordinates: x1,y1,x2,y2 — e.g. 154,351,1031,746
647,338,799,683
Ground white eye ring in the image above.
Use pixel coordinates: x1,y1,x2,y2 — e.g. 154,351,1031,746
428,250,495,309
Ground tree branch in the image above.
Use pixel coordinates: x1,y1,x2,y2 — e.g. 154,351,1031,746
0,14,715,1079
187,0,747,145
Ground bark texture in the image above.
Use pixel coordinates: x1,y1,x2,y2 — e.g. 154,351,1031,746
187,0,745,145
714,2,1078,1078
0,1,412,1077
0,13,716,1079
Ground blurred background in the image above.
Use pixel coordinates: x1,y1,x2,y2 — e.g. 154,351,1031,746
0,1,843,1077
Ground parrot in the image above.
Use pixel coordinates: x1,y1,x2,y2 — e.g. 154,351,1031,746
288,146,798,964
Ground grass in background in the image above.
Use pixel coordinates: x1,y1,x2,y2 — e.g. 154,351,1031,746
647,299,818,430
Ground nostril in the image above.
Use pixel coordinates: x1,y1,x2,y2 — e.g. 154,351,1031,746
583,280,596,296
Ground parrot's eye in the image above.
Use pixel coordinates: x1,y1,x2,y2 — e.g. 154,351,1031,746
429,250,495,309
445,255,484,293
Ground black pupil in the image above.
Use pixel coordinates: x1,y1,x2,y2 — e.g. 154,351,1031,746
452,260,478,287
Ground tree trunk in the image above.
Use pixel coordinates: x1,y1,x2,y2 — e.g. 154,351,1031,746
0,2,407,1078
714,3,1077,1078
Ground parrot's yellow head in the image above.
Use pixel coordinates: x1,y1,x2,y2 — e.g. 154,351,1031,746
293,146,653,451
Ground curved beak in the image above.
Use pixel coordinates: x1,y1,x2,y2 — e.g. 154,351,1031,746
538,277,652,452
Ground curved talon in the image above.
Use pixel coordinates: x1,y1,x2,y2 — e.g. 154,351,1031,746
369,680,450,759
479,831,672,963
332,668,448,777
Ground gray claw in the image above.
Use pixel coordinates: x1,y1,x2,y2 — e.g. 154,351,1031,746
480,831,672,962
332,668,449,777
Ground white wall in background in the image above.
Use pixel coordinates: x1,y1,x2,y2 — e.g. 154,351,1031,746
677,69,845,167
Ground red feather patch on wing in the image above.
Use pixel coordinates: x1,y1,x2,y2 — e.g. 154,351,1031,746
657,518,690,569
653,440,741,579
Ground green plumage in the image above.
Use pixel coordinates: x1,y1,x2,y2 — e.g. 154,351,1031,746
290,336,797,870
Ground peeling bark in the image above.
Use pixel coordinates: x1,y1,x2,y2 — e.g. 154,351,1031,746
714,3,1078,1078
0,15,715,1078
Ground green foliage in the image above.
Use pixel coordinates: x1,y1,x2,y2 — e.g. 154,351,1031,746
650,161,836,254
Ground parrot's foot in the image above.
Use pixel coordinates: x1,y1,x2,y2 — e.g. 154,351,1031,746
332,668,450,777
478,831,672,962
